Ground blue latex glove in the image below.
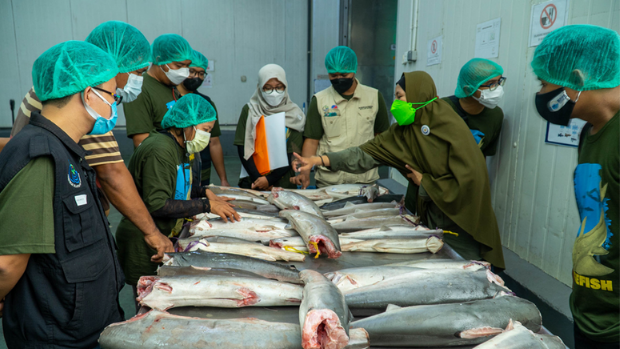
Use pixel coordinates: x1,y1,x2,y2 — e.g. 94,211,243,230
470,129,485,145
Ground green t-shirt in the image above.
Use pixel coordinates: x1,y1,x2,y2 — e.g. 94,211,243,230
303,91,390,140
115,132,190,285
442,96,504,157
124,73,176,137
0,157,55,254
234,104,302,188
571,112,619,342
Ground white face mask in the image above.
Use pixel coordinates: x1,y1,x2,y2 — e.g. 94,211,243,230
116,73,143,103
161,64,190,85
473,85,504,109
261,89,285,107
184,126,211,154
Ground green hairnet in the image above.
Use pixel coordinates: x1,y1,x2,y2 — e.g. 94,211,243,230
85,21,151,73
325,46,357,74
152,34,193,66
531,24,620,91
161,94,216,129
32,40,119,102
189,50,209,71
455,58,504,98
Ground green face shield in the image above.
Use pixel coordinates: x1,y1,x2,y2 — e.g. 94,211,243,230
390,98,437,126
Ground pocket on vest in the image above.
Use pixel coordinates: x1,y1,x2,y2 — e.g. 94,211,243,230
62,190,103,252
323,115,343,139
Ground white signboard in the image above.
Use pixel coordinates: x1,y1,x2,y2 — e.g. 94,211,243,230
206,60,215,72
545,118,587,147
529,0,569,47
475,18,501,59
203,73,212,88
426,36,442,66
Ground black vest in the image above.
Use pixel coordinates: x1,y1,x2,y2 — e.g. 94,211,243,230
0,113,124,349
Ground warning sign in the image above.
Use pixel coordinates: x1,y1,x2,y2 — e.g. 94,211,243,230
529,0,569,47
427,35,442,66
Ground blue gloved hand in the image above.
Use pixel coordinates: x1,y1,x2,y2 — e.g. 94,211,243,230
470,129,485,145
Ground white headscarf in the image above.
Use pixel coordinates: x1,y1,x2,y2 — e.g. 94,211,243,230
243,64,306,160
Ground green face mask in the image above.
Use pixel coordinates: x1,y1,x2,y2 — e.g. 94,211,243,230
390,97,437,126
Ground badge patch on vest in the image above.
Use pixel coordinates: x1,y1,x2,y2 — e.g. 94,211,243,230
421,125,431,136
68,163,81,188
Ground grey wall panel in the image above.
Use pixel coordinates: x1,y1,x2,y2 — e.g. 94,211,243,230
127,0,183,42
311,0,340,84
69,0,128,41
0,0,23,127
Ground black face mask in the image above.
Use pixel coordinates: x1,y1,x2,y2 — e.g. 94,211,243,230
183,77,204,92
534,87,581,126
330,77,354,95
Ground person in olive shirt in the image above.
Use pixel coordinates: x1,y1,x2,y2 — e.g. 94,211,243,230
234,64,305,189
124,33,193,148
532,24,619,349
116,94,239,299
293,46,390,188
176,50,229,186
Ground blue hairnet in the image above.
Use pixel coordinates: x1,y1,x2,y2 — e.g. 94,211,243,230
455,58,504,98
152,34,193,66
85,21,151,73
189,50,209,71
325,46,358,74
32,40,119,102
531,24,620,91
161,94,216,129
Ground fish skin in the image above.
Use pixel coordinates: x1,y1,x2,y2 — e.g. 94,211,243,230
350,296,542,347
280,210,342,259
339,226,442,240
340,236,443,254
326,208,401,221
329,215,418,233
299,270,350,349
189,225,296,242
217,194,270,205
98,310,371,349
177,238,306,262
473,320,563,349
156,265,268,279
320,197,368,211
322,202,400,217
164,252,301,284
268,187,324,217
384,259,491,271
189,217,297,239
208,184,266,198
324,266,424,292
344,269,511,309
137,275,303,311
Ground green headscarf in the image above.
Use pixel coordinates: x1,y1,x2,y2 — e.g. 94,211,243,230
360,71,504,268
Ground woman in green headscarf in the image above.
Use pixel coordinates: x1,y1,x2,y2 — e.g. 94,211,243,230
294,71,504,269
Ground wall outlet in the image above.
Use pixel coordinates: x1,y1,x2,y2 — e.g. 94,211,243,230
402,50,417,64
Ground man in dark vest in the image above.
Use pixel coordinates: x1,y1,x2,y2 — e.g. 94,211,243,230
0,40,125,348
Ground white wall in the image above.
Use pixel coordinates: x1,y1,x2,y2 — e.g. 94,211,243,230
311,0,340,97
393,0,620,285
0,0,309,127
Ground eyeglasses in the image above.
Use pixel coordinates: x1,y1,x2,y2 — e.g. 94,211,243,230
93,87,122,104
480,77,506,91
189,70,206,78
263,86,285,94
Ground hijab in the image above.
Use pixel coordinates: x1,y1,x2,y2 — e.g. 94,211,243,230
360,71,505,268
243,64,306,160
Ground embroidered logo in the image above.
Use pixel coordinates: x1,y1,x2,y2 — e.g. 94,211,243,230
68,163,81,188
359,106,372,110
421,125,430,136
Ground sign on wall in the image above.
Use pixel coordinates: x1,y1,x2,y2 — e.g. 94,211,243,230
475,18,501,59
427,35,442,66
529,0,569,47
545,118,587,147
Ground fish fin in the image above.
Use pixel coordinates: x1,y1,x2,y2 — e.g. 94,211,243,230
385,304,402,312
459,327,504,339
505,319,517,331
284,224,292,229
344,202,356,207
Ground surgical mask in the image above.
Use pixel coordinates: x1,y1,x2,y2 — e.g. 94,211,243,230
261,90,285,107
161,64,190,85
182,77,203,92
535,87,582,126
83,89,118,135
473,85,504,109
116,73,143,103
184,126,211,154
390,97,437,126
330,77,354,95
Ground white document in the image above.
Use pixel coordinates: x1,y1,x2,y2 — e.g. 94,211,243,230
203,74,213,88
427,35,442,66
529,0,569,47
206,60,215,72
545,118,587,147
475,18,501,59
239,165,249,179
263,112,289,170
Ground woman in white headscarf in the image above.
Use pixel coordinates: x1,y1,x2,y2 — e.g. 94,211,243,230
233,64,306,189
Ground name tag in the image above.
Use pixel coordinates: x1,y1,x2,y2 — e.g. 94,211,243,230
359,106,372,110
75,194,87,206
166,100,176,110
